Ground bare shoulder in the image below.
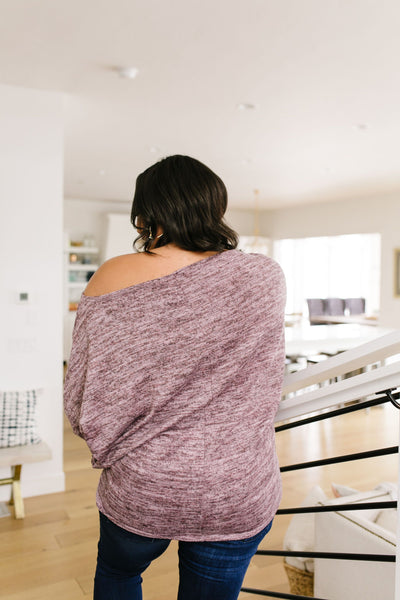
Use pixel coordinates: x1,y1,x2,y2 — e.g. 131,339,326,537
84,253,146,297
83,247,219,297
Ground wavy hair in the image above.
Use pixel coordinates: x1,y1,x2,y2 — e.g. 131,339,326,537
130,155,238,253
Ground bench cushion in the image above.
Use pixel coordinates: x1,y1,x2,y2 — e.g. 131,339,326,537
0,440,51,467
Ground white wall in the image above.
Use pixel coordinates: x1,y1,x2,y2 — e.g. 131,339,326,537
261,193,400,329
225,208,256,237
0,84,64,500
103,213,139,261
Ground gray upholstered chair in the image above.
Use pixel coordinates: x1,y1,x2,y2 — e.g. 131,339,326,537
325,298,345,316
306,298,326,318
345,297,366,315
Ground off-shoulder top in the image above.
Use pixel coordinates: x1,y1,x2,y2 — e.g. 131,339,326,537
64,249,286,541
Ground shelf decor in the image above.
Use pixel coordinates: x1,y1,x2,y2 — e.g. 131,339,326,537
64,238,100,312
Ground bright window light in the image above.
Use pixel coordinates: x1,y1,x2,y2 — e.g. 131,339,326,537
273,233,381,316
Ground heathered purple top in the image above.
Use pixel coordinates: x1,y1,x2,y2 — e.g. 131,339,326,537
64,249,286,541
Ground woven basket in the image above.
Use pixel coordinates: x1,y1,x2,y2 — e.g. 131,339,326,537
283,561,314,597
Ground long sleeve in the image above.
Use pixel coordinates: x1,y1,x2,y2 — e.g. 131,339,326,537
64,300,90,437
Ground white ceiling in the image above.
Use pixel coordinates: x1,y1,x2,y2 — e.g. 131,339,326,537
1,0,400,209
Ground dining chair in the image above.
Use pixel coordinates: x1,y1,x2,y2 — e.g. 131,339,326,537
306,298,326,318
325,297,345,316
345,297,366,315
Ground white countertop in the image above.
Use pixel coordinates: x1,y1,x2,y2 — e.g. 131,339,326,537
285,321,394,356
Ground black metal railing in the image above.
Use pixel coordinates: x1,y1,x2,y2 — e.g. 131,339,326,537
240,389,400,599
241,589,329,600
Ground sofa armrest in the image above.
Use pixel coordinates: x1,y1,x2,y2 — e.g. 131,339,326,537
314,508,396,600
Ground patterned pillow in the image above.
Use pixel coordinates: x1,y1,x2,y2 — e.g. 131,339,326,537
0,390,41,448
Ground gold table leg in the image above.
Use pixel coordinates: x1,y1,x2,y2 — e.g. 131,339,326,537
8,465,24,519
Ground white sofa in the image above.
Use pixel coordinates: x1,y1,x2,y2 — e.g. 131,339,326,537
314,486,397,600
284,484,397,600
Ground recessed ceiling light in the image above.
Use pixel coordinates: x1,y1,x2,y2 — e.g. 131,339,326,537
236,103,256,111
118,67,139,79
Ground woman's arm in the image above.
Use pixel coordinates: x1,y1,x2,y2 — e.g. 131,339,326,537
64,301,89,437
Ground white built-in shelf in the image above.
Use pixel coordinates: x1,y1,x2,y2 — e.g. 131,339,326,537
67,282,89,289
68,264,99,271
63,237,101,361
66,245,99,254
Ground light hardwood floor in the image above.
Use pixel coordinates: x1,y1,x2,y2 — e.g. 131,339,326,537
0,401,398,599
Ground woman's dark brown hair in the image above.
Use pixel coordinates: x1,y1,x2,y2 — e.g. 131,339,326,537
131,155,238,253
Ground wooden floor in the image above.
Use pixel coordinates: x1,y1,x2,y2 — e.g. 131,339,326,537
0,401,398,599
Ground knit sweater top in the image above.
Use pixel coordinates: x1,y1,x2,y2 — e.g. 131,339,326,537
64,249,286,541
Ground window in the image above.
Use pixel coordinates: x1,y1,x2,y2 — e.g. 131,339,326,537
273,234,381,316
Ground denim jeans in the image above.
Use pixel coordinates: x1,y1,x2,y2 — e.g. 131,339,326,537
94,512,272,600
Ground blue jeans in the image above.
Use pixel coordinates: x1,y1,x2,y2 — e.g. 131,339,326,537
94,512,272,600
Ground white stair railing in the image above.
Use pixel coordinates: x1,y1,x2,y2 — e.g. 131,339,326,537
274,329,400,600
278,330,400,422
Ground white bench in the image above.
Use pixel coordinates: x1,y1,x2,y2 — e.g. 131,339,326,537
0,441,52,518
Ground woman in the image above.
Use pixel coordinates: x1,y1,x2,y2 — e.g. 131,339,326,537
64,155,286,600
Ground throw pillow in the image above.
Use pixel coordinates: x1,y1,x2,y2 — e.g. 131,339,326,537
0,390,41,448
